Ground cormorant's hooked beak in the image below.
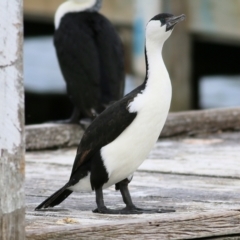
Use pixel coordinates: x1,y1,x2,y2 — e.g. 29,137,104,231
166,14,185,31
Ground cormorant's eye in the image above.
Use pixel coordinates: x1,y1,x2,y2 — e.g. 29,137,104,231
160,19,166,27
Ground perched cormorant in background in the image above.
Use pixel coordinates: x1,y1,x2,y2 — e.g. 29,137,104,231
36,13,185,214
54,0,125,123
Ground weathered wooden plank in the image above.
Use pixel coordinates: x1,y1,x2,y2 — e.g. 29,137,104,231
26,167,240,216
26,211,240,240
25,123,84,150
26,131,240,179
25,131,240,232
25,107,240,150
140,132,240,178
0,0,25,239
25,132,240,239
162,107,240,137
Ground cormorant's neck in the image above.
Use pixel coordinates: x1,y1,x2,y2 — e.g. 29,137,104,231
55,0,99,29
144,40,169,86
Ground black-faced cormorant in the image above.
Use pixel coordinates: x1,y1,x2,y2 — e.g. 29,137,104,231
36,13,185,214
54,0,125,123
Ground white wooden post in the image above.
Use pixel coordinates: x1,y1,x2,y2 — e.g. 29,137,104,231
0,0,25,239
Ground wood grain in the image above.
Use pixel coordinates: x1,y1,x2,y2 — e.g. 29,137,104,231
25,131,240,239
25,123,84,150
25,131,240,179
162,107,240,137
0,0,25,239
140,131,240,178
26,211,240,240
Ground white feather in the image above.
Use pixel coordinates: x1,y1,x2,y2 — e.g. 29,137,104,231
54,0,97,29
69,173,92,192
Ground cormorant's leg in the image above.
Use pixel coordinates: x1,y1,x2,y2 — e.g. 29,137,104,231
118,180,136,209
69,107,80,123
60,107,80,124
92,187,139,214
92,187,107,213
118,180,175,214
92,181,175,214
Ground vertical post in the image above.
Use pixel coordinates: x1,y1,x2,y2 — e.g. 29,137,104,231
0,0,25,239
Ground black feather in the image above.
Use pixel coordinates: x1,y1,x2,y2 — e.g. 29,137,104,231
54,11,125,119
35,185,72,210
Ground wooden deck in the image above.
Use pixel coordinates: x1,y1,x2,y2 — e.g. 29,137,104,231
25,130,240,239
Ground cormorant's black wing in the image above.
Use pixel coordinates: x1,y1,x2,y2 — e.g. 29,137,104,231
54,12,101,117
70,84,145,177
93,13,125,105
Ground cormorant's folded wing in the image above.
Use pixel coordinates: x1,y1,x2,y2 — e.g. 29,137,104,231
70,85,144,177
54,16,101,115
94,14,125,102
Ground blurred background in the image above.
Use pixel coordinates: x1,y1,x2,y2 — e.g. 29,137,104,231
24,0,240,124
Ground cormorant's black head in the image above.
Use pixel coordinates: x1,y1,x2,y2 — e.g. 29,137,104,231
151,13,186,31
146,13,185,43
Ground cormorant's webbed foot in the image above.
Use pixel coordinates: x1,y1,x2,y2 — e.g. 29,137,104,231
93,206,174,215
118,179,175,214
93,181,175,215
92,206,140,214
93,187,140,215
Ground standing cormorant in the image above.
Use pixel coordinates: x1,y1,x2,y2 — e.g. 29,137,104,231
36,13,185,214
54,0,125,123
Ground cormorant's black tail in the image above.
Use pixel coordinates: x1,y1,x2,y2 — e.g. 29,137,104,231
35,184,72,210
